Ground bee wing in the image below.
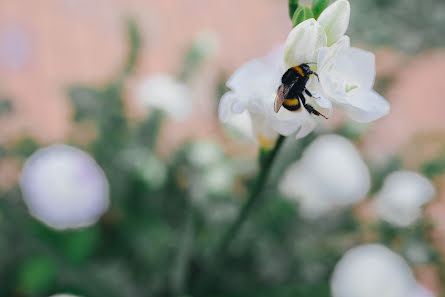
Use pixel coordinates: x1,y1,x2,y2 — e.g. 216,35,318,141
274,84,287,113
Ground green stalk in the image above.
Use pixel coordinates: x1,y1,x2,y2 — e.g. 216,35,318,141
215,135,286,256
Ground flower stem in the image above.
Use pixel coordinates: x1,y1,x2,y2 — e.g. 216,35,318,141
215,135,286,256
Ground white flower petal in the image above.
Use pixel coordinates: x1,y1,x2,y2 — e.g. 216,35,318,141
374,171,435,227
223,110,256,141
283,19,327,68
331,244,417,297
343,90,390,122
317,0,351,46
219,92,239,122
334,47,376,91
227,58,282,101
264,93,317,137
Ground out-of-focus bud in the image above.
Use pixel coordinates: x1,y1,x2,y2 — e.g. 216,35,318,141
374,170,435,227
279,134,370,219
331,244,417,297
135,74,192,121
20,145,109,230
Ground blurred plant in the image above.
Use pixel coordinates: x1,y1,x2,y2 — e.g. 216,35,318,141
373,171,435,228
279,134,370,219
0,1,444,297
349,0,445,53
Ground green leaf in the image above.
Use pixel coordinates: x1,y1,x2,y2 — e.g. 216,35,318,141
58,228,99,264
17,256,57,295
68,86,102,122
312,0,330,19
288,0,299,20
0,98,13,116
122,18,142,75
292,6,314,27
421,156,445,179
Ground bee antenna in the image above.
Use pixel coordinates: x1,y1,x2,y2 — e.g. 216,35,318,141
313,72,320,82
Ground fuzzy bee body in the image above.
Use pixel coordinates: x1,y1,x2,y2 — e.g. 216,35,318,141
274,64,327,119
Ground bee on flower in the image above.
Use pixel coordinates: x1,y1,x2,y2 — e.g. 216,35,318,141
218,0,390,146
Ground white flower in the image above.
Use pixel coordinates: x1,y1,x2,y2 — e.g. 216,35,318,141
317,0,351,46
283,0,388,123
283,19,327,69
410,285,436,297
331,244,417,297
315,37,390,122
49,295,82,297
374,171,435,227
186,141,224,168
218,48,318,147
279,134,370,219
135,74,192,120
283,0,350,68
20,145,109,230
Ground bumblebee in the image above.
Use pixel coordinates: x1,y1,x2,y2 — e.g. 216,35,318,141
274,64,327,119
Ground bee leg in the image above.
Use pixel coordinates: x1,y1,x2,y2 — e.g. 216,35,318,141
304,88,320,100
303,102,329,119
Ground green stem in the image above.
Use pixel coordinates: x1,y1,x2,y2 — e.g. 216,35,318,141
171,200,195,296
215,135,286,256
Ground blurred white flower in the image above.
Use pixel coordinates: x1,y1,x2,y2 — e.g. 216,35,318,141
20,145,109,230
186,141,224,168
219,48,317,147
283,0,350,68
410,285,436,297
279,134,370,219
374,171,435,227
136,74,192,120
315,36,390,122
202,163,235,196
331,244,417,297
49,295,82,297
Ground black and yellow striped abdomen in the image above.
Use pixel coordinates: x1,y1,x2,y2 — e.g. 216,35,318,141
283,98,301,111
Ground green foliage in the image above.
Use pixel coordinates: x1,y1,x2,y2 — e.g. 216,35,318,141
292,6,314,27
421,155,445,179
312,0,330,19
288,0,299,20
0,98,13,116
17,256,57,295
349,0,445,52
0,11,444,297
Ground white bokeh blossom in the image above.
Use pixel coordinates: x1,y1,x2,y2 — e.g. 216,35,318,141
136,74,192,120
331,244,418,297
279,134,370,219
20,145,110,230
374,171,435,227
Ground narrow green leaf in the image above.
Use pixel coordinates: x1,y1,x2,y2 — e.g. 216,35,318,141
312,0,330,19
292,6,314,27
288,0,299,20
